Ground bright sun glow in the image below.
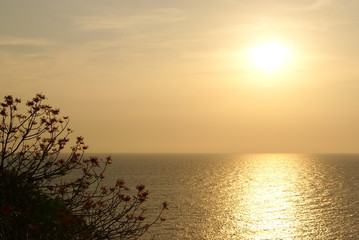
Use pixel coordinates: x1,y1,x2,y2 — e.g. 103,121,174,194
249,42,290,74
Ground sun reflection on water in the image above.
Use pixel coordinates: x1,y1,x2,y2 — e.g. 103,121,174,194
107,153,359,239
231,154,304,239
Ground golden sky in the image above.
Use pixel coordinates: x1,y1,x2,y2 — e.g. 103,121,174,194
1,0,359,153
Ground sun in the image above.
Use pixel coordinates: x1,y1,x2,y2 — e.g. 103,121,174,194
248,42,290,73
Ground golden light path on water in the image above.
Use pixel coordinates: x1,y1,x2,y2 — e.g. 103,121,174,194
104,153,359,239
219,154,311,239
232,155,301,239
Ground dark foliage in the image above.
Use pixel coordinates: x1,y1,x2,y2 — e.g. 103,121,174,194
0,94,167,240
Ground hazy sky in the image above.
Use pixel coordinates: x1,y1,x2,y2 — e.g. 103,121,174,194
1,0,359,153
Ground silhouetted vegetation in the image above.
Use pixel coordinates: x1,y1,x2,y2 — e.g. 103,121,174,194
0,94,167,240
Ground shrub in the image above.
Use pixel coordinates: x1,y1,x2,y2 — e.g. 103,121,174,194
0,94,167,240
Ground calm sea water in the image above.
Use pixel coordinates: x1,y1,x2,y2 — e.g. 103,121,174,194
98,153,359,239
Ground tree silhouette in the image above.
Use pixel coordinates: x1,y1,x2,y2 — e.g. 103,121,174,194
0,94,167,240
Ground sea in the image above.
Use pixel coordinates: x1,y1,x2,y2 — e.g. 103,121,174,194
95,153,359,240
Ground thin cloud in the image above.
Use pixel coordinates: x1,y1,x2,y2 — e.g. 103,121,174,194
309,0,332,9
284,0,333,11
0,37,56,46
75,8,187,32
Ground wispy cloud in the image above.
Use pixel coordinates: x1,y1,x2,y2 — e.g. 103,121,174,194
0,37,56,46
308,0,332,10
284,0,333,11
75,8,187,32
